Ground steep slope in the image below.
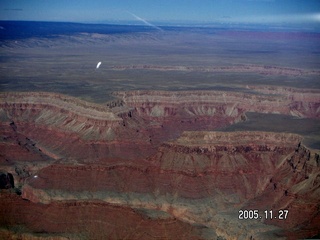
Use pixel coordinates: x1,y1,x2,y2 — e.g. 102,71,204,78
0,87,319,239
12,131,320,239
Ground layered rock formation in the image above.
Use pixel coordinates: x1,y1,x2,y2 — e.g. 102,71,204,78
0,87,319,239
114,87,320,119
111,64,320,77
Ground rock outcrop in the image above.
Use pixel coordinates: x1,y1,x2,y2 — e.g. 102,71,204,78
111,64,320,77
0,87,319,239
113,87,320,119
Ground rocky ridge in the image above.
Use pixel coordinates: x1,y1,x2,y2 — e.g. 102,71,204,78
0,87,319,239
111,64,320,76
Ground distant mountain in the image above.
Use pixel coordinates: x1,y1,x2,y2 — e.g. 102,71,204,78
0,21,159,40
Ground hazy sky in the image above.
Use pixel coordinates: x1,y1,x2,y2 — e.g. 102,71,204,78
1,0,320,25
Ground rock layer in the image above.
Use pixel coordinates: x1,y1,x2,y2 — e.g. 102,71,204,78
111,64,320,76
0,87,319,239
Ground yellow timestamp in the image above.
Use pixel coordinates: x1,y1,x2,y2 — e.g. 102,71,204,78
238,209,289,220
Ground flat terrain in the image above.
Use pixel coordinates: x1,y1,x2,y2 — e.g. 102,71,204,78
1,22,319,103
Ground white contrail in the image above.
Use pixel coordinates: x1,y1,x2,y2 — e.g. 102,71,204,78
127,11,163,31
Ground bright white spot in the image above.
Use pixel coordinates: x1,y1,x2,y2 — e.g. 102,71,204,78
96,62,102,69
34,175,38,178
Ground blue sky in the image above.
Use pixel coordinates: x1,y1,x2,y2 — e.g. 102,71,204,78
1,0,320,26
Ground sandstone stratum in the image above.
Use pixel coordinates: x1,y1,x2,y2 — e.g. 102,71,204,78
0,87,319,239
111,64,320,77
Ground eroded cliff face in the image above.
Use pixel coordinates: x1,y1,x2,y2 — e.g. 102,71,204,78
4,131,318,239
113,87,320,119
111,64,320,77
0,87,319,239
0,192,206,240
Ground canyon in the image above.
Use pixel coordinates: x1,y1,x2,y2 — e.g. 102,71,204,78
1,20,320,239
1,86,320,239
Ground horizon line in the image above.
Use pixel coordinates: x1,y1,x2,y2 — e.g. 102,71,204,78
0,19,319,32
